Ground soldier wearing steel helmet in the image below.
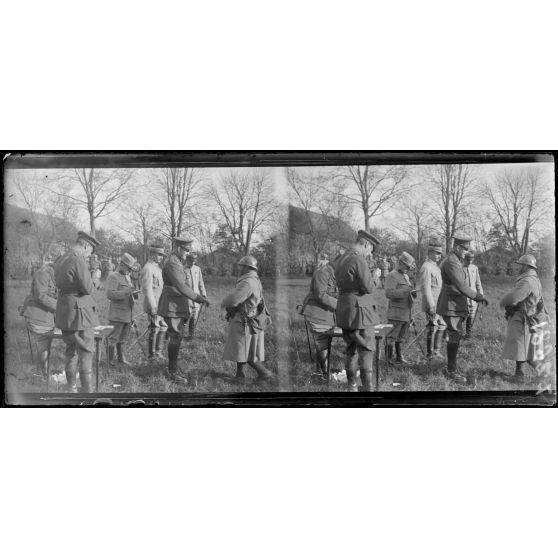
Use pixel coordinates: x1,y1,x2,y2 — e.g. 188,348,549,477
499,254,544,384
158,237,210,382
221,255,274,385
334,229,381,392
437,235,489,383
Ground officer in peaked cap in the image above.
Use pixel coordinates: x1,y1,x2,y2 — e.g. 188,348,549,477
158,236,209,382
437,235,488,383
54,231,101,393
417,239,446,360
184,252,207,338
334,228,381,392
463,251,484,339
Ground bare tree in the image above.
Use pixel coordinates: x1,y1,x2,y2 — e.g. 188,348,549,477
155,168,202,240
206,169,278,255
286,167,353,263
482,167,552,255
427,164,477,254
331,165,410,229
45,168,134,235
393,197,434,263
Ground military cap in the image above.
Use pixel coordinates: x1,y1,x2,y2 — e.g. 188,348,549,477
453,235,472,248
149,245,166,256
173,236,193,247
119,252,138,270
77,230,101,248
398,251,416,269
357,229,382,245
427,239,443,254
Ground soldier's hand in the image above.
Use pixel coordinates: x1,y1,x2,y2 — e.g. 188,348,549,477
197,294,210,306
475,293,489,305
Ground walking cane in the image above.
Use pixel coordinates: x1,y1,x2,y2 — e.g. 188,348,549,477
408,321,426,356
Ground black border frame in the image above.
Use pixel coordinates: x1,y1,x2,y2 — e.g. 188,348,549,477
2,150,556,407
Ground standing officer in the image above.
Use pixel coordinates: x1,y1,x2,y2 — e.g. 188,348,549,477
463,252,483,339
334,229,381,392
300,251,338,377
385,251,417,364
221,255,274,385
500,254,543,384
141,245,167,359
106,252,140,365
158,237,209,381
417,240,446,360
184,253,207,338
437,236,488,382
54,231,101,393
20,250,59,378
380,256,389,288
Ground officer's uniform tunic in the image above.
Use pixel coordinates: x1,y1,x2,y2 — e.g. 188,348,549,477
385,269,413,342
106,270,135,344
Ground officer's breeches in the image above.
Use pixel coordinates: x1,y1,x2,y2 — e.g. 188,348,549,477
108,321,131,345
342,329,374,371
442,316,465,344
62,329,94,372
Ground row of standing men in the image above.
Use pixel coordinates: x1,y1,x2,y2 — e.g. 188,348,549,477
20,229,546,392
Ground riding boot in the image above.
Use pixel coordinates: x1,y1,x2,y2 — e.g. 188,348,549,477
360,369,374,392
445,342,466,382
426,327,434,358
432,329,444,359
65,364,78,393
346,369,359,392
316,349,329,377
395,342,410,364
148,328,157,359
117,344,131,365
80,370,93,393
509,361,526,385
154,330,165,359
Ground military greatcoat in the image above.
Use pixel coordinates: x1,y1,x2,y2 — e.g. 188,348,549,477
106,270,135,323
54,248,99,331
500,269,543,361
334,250,377,330
222,269,266,362
158,253,199,319
436,251,478,317
385,269,414,321
22,263,57,328
301,263,338,327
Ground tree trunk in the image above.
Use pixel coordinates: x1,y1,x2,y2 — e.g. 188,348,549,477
89,212,96,236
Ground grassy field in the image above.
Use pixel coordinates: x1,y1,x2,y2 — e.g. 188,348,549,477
3,274,556,398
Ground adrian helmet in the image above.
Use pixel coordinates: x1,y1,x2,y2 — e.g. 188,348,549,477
238,255,258,271
515,254,537,269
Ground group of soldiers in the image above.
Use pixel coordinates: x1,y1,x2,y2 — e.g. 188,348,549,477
301,229,549,390
19,226,549,392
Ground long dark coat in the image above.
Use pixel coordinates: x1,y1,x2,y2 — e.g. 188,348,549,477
106,271,135,323
385,269,413,321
